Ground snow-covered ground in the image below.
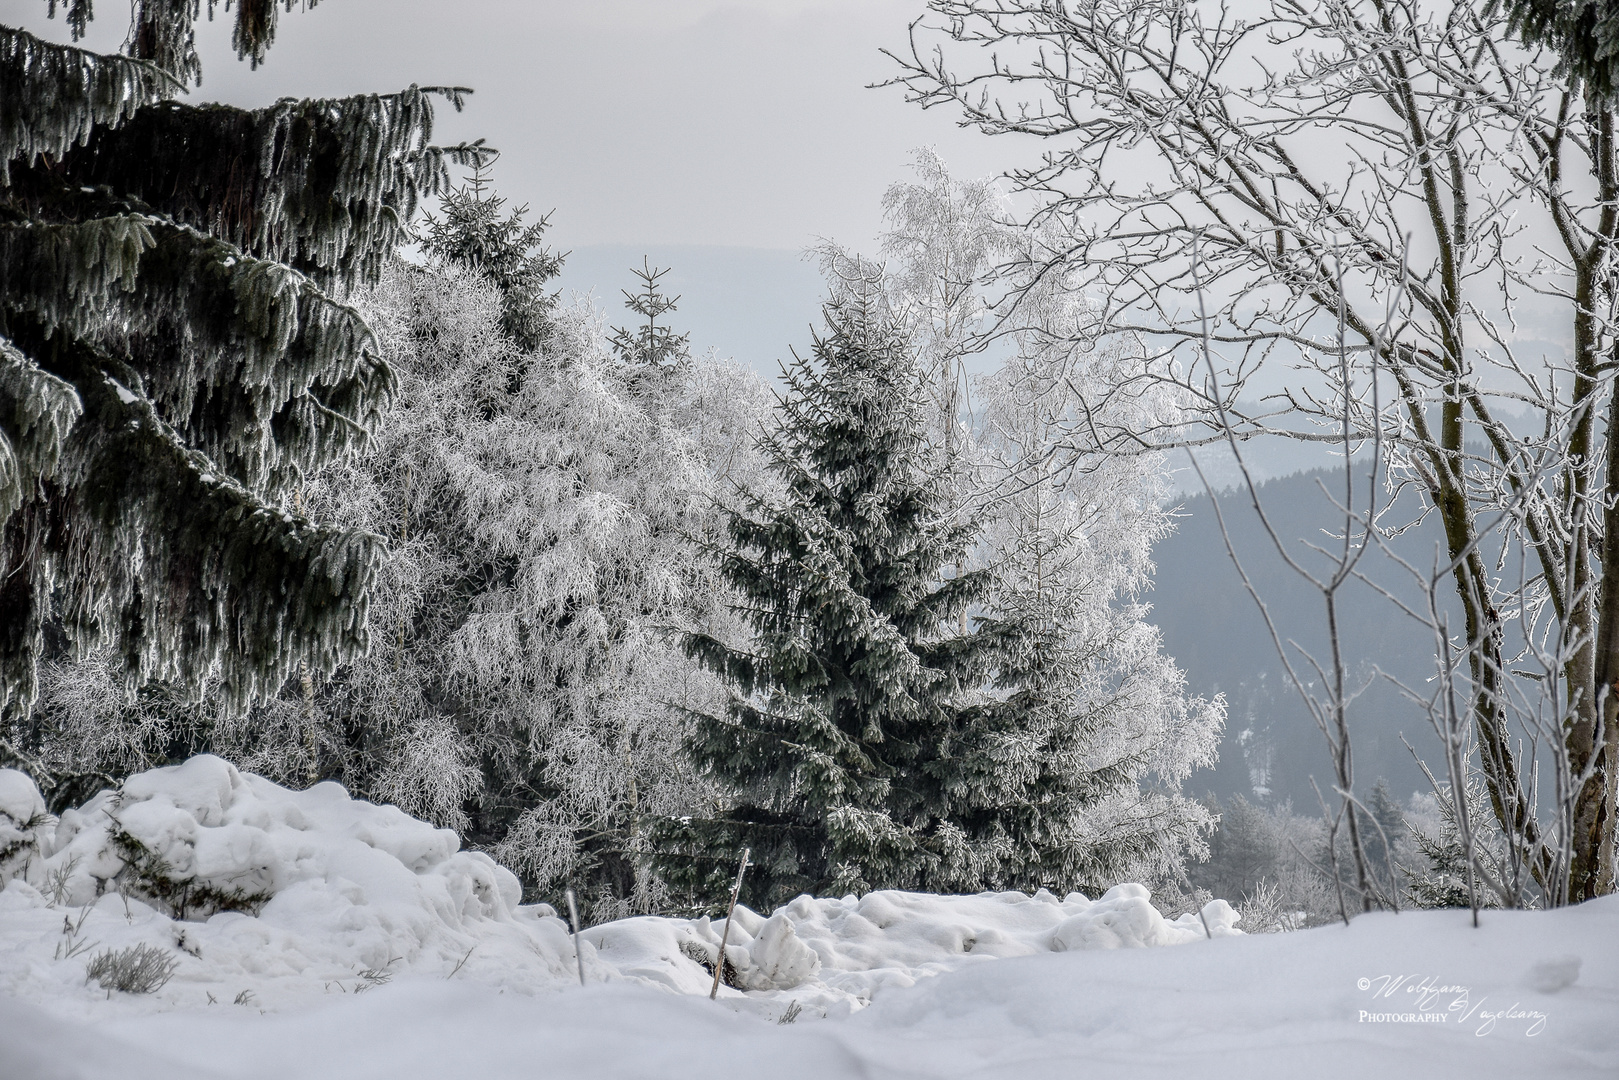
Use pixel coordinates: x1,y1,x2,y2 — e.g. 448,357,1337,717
2,757,1614,1079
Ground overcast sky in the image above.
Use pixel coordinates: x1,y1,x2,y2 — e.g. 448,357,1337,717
2,0,1026,254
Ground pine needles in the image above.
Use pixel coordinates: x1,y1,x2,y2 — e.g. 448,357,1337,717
0,2,456,723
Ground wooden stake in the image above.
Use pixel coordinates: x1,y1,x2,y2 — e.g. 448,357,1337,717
709,847,751,1000
565,889,586,987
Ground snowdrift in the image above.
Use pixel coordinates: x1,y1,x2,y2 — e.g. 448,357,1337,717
2,758,1614,1079
0,757,1236,1017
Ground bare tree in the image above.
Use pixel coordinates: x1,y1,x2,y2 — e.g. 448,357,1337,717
888,0,1618,902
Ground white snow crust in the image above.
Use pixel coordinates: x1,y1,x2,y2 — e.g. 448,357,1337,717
2,759,1614,1079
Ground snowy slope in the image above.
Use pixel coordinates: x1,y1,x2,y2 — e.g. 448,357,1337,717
1,759,1614,1079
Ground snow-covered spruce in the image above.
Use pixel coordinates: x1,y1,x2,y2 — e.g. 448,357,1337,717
0,757,1237,1018
1,11,486,724
804,151,1223,894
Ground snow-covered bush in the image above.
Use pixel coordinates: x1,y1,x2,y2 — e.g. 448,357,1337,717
13,756,529,925
0,768,48,879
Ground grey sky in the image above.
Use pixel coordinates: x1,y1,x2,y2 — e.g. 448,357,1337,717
13,1,1561,376
2,1,1021,253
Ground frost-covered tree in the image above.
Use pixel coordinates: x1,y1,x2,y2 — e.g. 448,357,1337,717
281,251,766,917
11,148,769,916
1501,0,1619,99
814,158,1004,461
610,258,692,401
0,3,482,728
890,0,1619,905
660,296,1012,909
1189,795,1341,930
969,336,1220,889
351,211,759,916
418,162,562,352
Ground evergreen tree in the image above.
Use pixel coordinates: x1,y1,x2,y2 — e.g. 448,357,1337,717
609,258,690,397
1190,795,1278,902
1363,778,1408,895
0,5,485,723
418,162,563,352
811,150,1220,895
1499,0,1619,100
658,297,1000,910
1405,779,1510,909
6,135,772,920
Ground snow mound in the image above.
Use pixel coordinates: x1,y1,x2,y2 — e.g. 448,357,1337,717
0,767,47,824
0,758,1235,1021
2,757,586,1012
577,883,1238,1015
37,755,520,921
0,767,49,878
3,762,1616,1080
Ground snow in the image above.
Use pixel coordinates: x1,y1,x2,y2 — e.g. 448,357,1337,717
2,759,1615,1079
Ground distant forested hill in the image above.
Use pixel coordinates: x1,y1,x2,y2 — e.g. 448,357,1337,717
1150,464,1451,809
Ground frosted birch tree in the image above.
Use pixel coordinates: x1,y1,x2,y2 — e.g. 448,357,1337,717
888,0,1619,904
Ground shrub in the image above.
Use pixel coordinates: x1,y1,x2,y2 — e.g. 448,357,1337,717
85,943,178,995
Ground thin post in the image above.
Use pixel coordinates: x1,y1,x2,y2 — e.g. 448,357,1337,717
565,889,586,987
708,847,751,1001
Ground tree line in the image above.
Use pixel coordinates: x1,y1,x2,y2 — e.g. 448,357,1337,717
0,3,1218,918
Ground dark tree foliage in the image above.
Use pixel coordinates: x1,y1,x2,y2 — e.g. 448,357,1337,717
655,298,1002,911
47,0,317,84
1405,778,1502,909
1188,795,1277,902
0,7,487,725
419,163,564,352
1362,779,1407,891
1497,0,1619,100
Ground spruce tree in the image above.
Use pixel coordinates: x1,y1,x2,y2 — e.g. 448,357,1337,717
1499,0,1619,100
609,258,691,399
418,162,563,353
658,297,999,909
0,5,485,721
956,588,1202,892
1362,778,1407,895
